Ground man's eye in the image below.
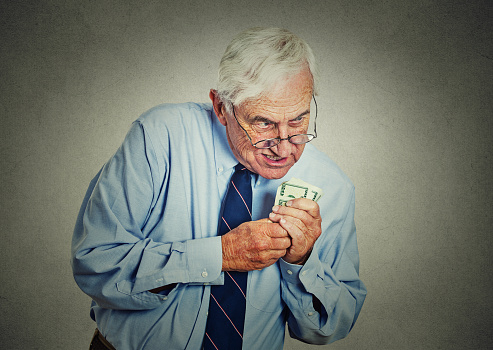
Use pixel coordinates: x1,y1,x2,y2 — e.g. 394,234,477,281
256,121,273,129
289,116,306,126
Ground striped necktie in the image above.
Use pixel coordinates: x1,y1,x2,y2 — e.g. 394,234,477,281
203,163,252,350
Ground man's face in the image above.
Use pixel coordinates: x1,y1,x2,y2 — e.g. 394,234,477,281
213,68,314,180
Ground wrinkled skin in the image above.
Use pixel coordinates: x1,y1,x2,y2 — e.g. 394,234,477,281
211,68,323,270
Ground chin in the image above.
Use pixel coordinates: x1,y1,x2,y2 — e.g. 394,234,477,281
256,167,291,180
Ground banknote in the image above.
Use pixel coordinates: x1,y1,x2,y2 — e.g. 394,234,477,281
274,178,323,206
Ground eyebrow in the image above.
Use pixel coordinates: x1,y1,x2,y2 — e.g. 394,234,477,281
248,109,310,124
250,116,273,124
294,110,311,120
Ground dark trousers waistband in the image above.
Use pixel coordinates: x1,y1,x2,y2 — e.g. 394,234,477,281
90,329,116,350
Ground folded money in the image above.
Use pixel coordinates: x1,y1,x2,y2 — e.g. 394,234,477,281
274,178,324,206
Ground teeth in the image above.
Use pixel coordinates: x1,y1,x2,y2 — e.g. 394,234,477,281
266,155,282,160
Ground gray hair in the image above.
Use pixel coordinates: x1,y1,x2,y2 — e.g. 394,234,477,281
216,27,318,111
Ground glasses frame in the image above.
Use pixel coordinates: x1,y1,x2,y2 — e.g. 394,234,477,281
231,95,318,149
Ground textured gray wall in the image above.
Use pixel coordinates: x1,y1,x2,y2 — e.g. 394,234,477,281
1,1,491,349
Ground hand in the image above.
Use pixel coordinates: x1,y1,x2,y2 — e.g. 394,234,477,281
268,198,322,265
221,219,292,272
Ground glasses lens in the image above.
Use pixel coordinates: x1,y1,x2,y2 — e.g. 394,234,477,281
253,134,315,148
254,138,281,149
289,134,315,144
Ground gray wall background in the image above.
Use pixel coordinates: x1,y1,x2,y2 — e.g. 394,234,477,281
1,1,491,349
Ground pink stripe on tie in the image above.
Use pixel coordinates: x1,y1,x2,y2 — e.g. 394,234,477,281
210,294,243,339
221,217,232,231
226,271,246,299
205,333,219,350
231,180,252,218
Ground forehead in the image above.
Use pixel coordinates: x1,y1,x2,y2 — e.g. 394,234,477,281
239,69,314,119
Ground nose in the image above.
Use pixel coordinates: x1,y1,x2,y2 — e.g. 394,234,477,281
276,124,291,141
271,127,293,157
275,139,293,156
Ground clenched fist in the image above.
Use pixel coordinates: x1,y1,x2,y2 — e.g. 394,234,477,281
221,219,292,271
269,198,322,265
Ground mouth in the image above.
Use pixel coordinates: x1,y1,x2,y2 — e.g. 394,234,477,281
262,153,288,165
265,154,283,161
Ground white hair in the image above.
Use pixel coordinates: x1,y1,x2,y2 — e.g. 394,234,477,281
216,27,318,111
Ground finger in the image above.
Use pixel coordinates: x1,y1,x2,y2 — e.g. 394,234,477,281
269,212,305,233
285,198,320,218
278,217,312,262
271,204,314,226
261,248,289,260
263,222,289,238
278,216,306,245
268,211,281,223
270,236,292,250
252,254,286,270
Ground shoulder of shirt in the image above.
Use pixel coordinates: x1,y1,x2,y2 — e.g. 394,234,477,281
134,102,213,129
295,144,355,192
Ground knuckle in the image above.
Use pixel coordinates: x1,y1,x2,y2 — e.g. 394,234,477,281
257,252,272,265
312,226,322,239
270,226,287,238
302,211,313,221
294,217,305,228
254,237,269,251
282,238,291,248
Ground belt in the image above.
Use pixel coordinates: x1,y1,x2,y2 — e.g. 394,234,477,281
90,329,116,350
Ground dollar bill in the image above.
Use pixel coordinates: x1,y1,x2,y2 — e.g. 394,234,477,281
274,178,324,206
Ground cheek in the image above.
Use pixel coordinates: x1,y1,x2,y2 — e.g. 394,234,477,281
293,144,305,160
229,128,256,160
235,135,253,155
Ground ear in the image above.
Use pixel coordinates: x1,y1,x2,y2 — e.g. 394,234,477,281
210,89,227,126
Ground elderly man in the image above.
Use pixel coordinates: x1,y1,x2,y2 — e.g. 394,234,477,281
72,27,366,350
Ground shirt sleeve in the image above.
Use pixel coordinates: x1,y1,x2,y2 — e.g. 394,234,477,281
71,121,222,311
279,187,367,344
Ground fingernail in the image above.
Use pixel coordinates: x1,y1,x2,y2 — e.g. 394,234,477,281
286,201,292,207
272,205,279,212
280,218,286,224
269,212,275,219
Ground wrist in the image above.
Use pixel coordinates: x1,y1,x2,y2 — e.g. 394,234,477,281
221,234,234,271
290,249,312,265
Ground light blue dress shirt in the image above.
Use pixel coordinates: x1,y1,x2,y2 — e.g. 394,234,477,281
72,102,366,350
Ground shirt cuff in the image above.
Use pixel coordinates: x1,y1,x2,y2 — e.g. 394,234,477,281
186,236,222,283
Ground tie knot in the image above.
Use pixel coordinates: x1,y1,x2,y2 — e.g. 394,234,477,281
234,163,248,173
233,164,253,185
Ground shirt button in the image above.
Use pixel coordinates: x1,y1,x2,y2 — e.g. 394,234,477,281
162,296,168,301
287,270,293,275
301,271,307,276
202,271,208,278
308,312,314,316
218,167,223,172
204,282,209,285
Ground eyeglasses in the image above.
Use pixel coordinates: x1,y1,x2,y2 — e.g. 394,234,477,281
231,95,318,149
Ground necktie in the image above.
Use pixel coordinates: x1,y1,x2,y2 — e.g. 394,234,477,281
203,163,252,350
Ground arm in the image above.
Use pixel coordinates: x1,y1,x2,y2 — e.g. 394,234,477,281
71,122,222,311
269,190,366,344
